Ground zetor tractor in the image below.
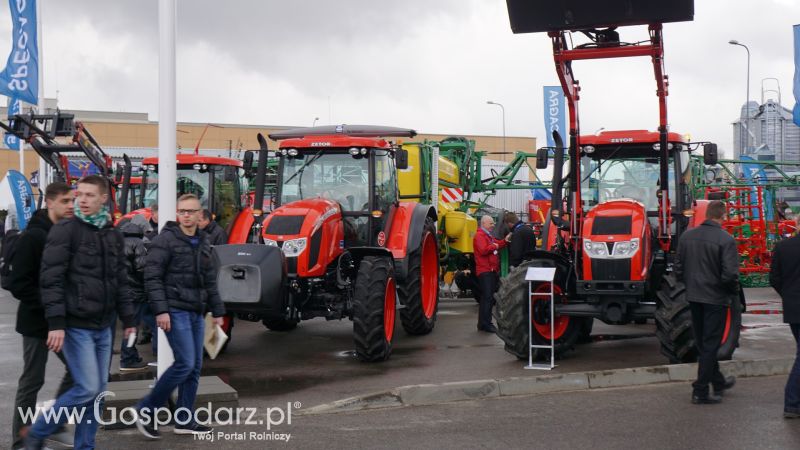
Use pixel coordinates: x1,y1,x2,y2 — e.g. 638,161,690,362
497,0,744,364
214,125,440,362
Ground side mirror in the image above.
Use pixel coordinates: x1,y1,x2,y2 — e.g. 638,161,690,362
703,143,718,166
396,148,409,170
243,150,255,177
536,148,549,169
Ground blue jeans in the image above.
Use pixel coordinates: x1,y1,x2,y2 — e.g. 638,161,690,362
786,324,800,413
137,310,204,425
28,327,111,450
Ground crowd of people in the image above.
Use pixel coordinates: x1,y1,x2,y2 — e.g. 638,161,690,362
6,176,228,449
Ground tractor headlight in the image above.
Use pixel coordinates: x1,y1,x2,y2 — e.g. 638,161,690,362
281,238,307,257
287,148,299,157
264,239,278,247
612,238,640,257
583,240,609,258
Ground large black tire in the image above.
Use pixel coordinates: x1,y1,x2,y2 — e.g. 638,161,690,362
655,273,743,363
399,218,439,335
262,317,298,332
494,260,582,360
352,256,397,362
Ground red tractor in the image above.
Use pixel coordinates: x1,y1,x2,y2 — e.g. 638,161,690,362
496,0,743,363
214,125,440,362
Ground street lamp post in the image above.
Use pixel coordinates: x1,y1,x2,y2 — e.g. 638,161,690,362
486,100,506,153
312,117,319,127
729,40,751,155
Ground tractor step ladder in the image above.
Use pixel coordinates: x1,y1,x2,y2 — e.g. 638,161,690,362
525,267,557,370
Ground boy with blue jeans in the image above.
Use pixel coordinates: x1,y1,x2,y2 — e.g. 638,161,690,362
136,194,225,439
26,176,136,450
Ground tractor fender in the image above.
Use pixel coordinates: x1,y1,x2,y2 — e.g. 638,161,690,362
519,250,575,291
346,246,395,281
385,202,436,281
227,208,255,244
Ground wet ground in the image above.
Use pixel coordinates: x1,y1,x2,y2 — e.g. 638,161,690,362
0,287,795,448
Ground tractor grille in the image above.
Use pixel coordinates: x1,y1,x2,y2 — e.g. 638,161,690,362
591,258,631,280
308,228,323,268
286,257,297,275
591,216,631,235
266,215,304,235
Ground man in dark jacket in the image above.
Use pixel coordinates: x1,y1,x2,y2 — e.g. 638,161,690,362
769,231,800,418
675,200,739,404
25,175,137,450
9,182,75,449
504,211,537,267
118,214,152,371
199,209,227,245
136,194,225,439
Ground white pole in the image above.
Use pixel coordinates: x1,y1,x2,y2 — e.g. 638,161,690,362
36,0,46,194
157,0,177,379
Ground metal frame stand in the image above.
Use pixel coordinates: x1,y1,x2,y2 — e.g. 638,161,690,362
524,267,556,370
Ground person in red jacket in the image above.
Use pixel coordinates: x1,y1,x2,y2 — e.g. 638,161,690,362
473,215,511,332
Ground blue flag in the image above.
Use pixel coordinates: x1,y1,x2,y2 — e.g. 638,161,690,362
6,169,34,230
794,24,800,127
543,86,566,149
0,0,38,105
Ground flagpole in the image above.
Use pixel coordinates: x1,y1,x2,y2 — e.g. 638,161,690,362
36,0,46,194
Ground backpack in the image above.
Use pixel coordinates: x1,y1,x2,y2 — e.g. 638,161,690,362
0,229,21,290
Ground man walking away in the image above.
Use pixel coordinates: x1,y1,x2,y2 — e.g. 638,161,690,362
25,175,137,450
504,212,537,268
136,194,225,439
9,182,75,449
769,229,800,418
473,215,510,333
675,200,738,404
118,214,152,372
199,209,227,245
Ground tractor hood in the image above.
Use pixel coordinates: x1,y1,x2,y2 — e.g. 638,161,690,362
582,199,651,282
263,198,341,239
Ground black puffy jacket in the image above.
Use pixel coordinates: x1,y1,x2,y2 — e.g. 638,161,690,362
203,220,228,246
40,217,136,330
508,221,537,267
119,218,149,304
675,220,740,306
144,222,225,317
7,210,52,338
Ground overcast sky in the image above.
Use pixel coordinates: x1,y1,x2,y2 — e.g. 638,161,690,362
0,0,798,157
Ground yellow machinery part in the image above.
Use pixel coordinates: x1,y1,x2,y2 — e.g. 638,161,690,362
444,210,476,254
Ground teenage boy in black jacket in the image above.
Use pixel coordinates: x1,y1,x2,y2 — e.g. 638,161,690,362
136,194,225,439
9,182,75,449
25,175,137,450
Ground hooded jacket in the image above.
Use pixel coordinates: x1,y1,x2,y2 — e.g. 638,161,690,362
119,214,151,304
144,221,225,317
8,210,53,338
39,216,136,330
203,220,228,246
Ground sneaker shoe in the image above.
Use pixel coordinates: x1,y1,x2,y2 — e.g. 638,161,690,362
22,435,45,450
120,360,149,372
784,410,800,419
477,324,497,333
46,426,74,448
174,422,214,435
135,417,161,440
691,393,722,404
713,376,736,396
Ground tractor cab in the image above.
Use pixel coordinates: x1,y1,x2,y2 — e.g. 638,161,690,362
137,154,248,230
268,135,400,252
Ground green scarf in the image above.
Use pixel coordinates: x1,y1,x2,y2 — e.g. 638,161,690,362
74,203,111,229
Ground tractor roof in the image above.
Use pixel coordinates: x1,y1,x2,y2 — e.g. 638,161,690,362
141,154,243,167
580,130,687,146
270,125,417,150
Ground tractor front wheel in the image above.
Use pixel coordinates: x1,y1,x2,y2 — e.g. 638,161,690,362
352,256,397,362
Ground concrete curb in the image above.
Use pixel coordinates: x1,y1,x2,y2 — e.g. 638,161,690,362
298,356,795,416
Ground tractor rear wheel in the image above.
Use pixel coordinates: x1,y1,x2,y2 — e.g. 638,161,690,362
352,256,396,362
655,273,743,363
494,261,582,360
399,218,439,335
262,317,298,332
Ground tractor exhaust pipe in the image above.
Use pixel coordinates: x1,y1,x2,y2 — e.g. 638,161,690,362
550,130,567,229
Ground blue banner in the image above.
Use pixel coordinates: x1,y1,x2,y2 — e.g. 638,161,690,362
3,95,20,149
794,24,800,127
6,169,33,230
0,0,38,105
543,86,566,148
